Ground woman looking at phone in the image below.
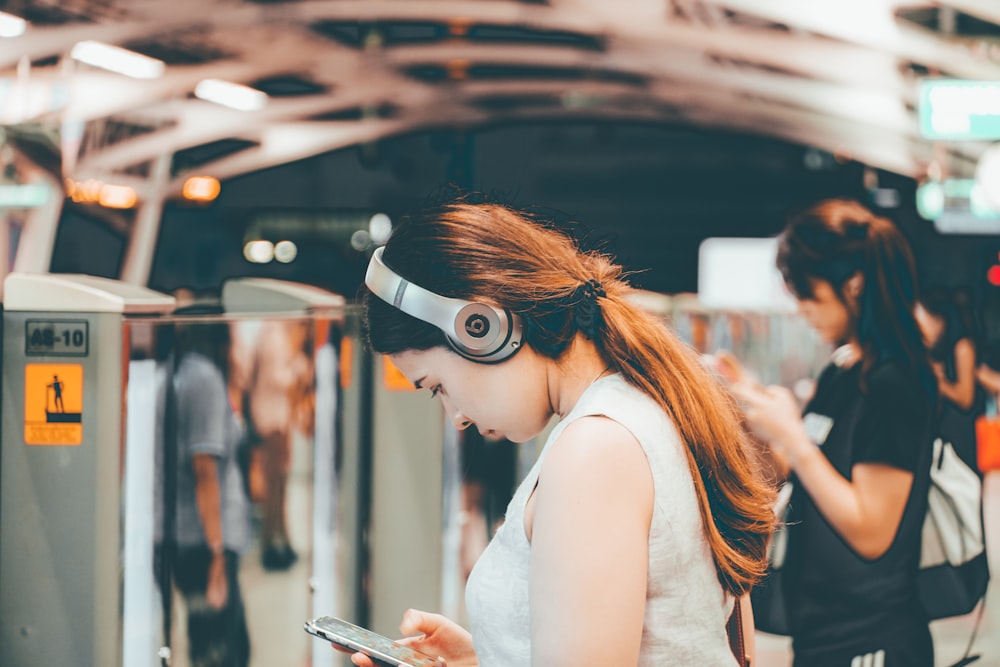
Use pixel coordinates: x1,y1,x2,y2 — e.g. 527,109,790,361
354,197,775,666
727,199,938,667
915,286,985,469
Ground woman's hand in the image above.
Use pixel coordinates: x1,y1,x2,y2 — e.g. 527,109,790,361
730,382,811,469
708,350,753,386
830,343,860,369
346,609,477,667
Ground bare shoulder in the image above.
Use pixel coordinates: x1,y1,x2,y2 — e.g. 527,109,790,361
540,415,652,489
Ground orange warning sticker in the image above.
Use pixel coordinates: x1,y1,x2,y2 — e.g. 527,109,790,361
382,355,417,392
24,363,84,445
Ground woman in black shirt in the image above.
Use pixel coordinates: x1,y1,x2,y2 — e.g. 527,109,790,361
729,199,938,666
916,286,985,469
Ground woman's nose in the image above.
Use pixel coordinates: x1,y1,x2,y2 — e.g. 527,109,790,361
440,395,471,430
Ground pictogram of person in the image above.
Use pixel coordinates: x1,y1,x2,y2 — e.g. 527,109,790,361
48,375,65,413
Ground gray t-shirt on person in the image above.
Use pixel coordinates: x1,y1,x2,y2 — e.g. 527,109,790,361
173,352,251,553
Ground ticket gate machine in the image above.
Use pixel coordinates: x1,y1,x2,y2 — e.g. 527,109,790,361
0,273,175,667
0,272,457,666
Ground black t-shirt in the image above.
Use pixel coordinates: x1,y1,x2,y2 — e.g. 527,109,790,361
784,359,936,651
849,362,934,471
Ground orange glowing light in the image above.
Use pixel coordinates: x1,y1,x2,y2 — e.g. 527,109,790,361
68,178,103,203
98,183,138,209
182,175,221,202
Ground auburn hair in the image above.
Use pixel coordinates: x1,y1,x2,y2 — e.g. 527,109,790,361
363,199,776,596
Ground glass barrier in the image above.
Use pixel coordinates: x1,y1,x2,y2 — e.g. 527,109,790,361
122,310,357,667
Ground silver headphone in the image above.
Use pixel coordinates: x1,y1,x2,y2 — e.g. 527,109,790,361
365,246,523,363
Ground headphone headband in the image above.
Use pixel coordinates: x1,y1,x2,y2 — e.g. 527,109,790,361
365,246,523,363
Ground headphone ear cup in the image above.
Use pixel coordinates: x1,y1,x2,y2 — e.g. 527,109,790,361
366,247,523,362
452,303,504,353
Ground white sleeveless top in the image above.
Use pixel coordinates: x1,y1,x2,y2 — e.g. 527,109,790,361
465,374,735,666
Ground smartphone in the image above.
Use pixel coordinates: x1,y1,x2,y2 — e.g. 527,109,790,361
304,615,438,667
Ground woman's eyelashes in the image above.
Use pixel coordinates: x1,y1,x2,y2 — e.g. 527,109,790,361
413,378,439,397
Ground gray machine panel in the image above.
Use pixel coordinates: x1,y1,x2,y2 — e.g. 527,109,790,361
1,310,125,667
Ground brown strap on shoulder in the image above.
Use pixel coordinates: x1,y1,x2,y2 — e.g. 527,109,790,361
726,597,751,667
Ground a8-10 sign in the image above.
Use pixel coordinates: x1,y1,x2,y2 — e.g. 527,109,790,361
24,319,90,357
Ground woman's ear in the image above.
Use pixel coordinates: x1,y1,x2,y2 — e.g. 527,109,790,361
844,272,864,299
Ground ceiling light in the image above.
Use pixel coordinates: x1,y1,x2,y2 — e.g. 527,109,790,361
98,183,137,209
70,41,165,79
182,175,221,202
243,240,274,264
195,79,267,112
368,213,392,244
0,11,27,38
243,239,274,264
350,229,371,251
274,240,297,263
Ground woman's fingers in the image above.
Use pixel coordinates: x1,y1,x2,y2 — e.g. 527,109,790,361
730,381,766,408
399,608,439,637
764,385,802,417
329,643,368,665
349,653,374,667
714,350,748,384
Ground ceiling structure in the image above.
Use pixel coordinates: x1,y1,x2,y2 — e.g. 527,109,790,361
0,0,998,201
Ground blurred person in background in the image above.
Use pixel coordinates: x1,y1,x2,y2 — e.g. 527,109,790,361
915,286,985,469
726,199,938,667
172,307,252,667
353,198,775,666
233,318,314,571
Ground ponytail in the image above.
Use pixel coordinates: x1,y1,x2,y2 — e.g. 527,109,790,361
594,293,776,595
859,217,935,396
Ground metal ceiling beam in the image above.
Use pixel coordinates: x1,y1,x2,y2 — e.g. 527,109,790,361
716,0,1000,79
3,0,993,193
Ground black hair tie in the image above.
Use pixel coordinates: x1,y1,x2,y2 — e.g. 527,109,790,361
573,279,606,339
581,279,606,301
